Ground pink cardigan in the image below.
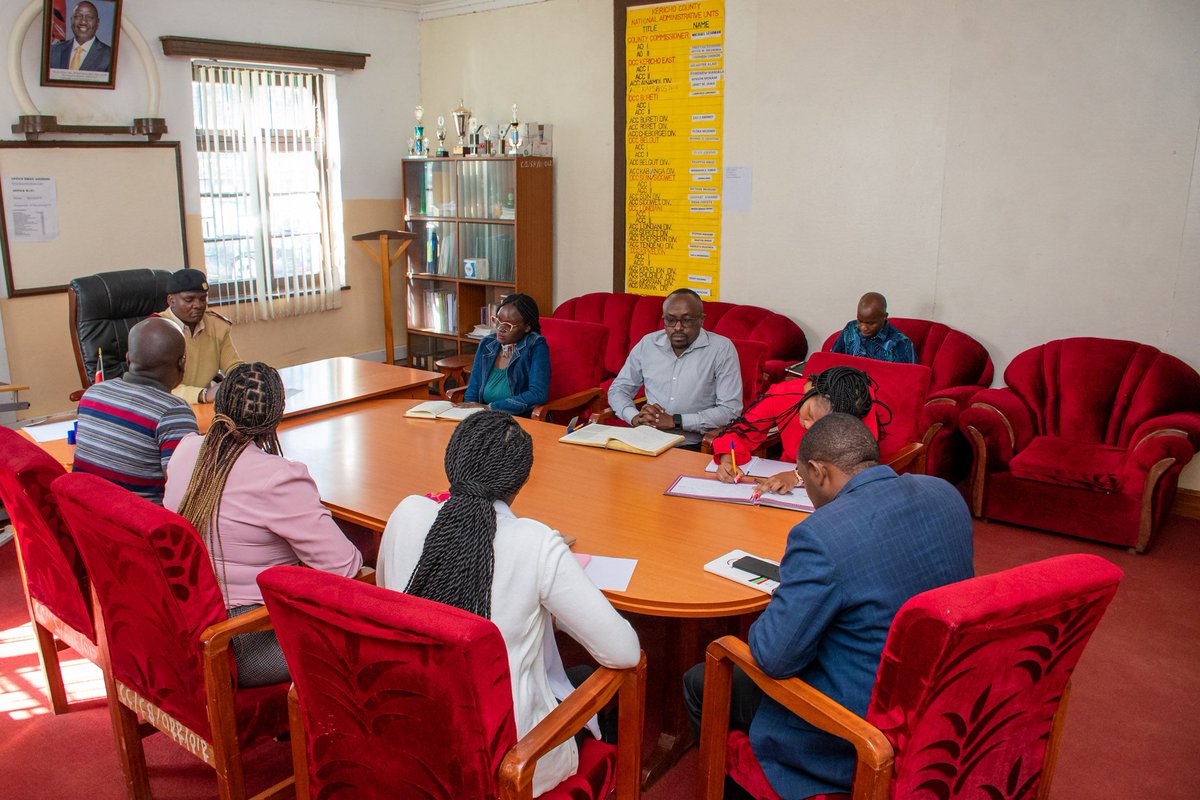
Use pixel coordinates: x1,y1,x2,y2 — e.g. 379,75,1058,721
164,433,362,606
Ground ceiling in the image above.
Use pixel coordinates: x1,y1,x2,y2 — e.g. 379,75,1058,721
318,0,548,21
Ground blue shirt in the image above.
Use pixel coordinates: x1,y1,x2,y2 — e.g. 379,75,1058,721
464,331,550,416
747,465,974,798
831,320,916,363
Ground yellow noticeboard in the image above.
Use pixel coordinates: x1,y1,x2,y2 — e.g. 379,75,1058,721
625,0,724,299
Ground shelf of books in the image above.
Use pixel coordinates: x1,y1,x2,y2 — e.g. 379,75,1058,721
401,156,553,371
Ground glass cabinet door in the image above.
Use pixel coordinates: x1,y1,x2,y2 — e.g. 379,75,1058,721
459,222,515,283
406,278,458,335
403,160,457,218
456,160,516,220
406,220,457,277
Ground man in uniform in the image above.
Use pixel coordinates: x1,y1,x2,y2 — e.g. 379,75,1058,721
157,268,244,404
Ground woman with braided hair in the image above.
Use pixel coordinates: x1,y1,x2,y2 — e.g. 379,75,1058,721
377,410,639,797
711,366,886,495
459,293,551,416
164,362,362,687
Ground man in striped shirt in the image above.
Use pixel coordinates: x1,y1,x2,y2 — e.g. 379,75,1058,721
74,317,198,504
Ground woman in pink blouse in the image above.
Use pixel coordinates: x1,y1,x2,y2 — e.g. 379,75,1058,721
164,362,362,686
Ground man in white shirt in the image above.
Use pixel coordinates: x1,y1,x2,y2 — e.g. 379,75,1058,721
49,1,113,73
607,288,743,447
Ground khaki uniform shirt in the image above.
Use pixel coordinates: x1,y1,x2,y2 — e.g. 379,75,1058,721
158,307,244,403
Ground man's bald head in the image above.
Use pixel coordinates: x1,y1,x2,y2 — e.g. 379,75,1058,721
126,317,186,388
856,292,889,339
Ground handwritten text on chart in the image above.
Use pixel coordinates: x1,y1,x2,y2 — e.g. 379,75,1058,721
625,0,725,298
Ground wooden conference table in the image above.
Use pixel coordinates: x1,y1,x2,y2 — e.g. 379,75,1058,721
26,357,442,467
278,397,805,784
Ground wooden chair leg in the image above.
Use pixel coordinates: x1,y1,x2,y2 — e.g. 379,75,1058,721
109,695,152,799
31,620,69,714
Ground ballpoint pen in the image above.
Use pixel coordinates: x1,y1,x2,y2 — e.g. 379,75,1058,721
731,450,739,483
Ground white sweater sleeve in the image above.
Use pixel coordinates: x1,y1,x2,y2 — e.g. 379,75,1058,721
538,534,640,669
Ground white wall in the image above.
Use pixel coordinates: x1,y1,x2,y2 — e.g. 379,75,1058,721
421,0,1200,489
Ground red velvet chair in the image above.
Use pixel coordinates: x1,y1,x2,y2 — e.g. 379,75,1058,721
823,318,993,483
804,351,934,473
553,291,807,390
257,565,646,800
698,554,1123,800
0,427,98,714
960,337,1200,552
52,473,293,800
531,317,611,424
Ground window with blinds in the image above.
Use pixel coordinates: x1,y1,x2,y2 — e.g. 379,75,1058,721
191,62,345,321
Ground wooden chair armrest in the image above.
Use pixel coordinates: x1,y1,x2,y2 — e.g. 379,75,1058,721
500,652,646,800
699,636,891,800
883,441,925,475
447,385,468,403
201,605,273,655
69,389,85,402
355,566,377,585
593,395,646,425
530,387,605,423
700,426,725,455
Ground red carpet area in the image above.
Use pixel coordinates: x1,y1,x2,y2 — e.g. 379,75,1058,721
1,514,1197,799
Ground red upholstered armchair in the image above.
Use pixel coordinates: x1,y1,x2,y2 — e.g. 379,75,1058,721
823,318,993,482
698,554,1123,800
0,427,98,714
257,566,646,800
553,291,807,392
805,351,934,473
52,473,293,800
531,317,611,424
960,337,1200,552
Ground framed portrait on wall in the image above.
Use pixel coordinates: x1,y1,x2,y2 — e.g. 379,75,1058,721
40,0,122,89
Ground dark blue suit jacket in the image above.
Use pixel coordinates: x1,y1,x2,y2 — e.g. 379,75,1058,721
747,465,974,798
50,37,112,72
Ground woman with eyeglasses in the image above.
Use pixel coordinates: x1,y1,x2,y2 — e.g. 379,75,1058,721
459,293,550,416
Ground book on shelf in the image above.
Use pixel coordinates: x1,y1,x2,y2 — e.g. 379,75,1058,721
404,401,485,421
664,475,815,512
558,423,684,456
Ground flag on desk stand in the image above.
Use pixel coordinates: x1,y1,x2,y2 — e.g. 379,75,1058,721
95,347,105,383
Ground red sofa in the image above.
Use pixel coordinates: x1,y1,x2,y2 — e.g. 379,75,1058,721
553,292,808,392
823,318,993,483
959,337,1200,552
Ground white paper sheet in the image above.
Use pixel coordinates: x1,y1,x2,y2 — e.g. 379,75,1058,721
2,176,59,241
23,419,76,442
582,555,638,592
705,455,797,478
723,165,752,212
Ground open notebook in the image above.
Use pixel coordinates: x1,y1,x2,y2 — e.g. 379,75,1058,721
665,475,815,512
404,401,485,421
559,423,684,456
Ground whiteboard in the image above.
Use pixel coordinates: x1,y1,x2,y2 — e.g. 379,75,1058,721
0,142,188,297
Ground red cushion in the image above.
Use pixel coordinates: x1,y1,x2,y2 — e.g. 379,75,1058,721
540,738,617,800
540,317,609,402
0,428,94,641
726,730,847,800
1007,435,1126,492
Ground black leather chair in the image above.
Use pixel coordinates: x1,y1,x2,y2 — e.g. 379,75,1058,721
68,269,174,401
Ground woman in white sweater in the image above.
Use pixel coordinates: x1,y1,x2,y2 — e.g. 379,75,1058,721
377,411,640,797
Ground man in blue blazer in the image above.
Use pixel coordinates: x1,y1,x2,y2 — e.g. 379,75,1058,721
685,413,974,799
49,1,112,73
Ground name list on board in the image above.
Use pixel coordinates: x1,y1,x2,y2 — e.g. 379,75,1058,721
625,0,725,299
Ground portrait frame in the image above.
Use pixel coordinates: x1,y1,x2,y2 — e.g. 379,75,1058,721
40,0,123,90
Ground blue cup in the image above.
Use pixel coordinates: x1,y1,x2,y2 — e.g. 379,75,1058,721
66,422,77,445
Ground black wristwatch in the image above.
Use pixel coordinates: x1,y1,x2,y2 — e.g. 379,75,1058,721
672,413,683,429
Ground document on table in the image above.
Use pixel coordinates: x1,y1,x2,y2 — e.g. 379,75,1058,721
666,475,815,512
23,419,76,442
579,555,638,592
704,455,796,478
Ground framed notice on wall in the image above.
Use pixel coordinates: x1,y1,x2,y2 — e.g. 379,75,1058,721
614,0,725,299
0,141,187,297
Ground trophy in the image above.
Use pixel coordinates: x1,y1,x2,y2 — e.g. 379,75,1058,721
451,100,471,155
466,116,480,156
413,106,426,156
435,115,448,157
505,103,522,156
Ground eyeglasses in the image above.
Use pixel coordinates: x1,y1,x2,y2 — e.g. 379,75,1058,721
662,314,703,329
491,315,523,334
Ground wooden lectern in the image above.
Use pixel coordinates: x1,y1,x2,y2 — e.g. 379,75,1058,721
352,230,417,365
